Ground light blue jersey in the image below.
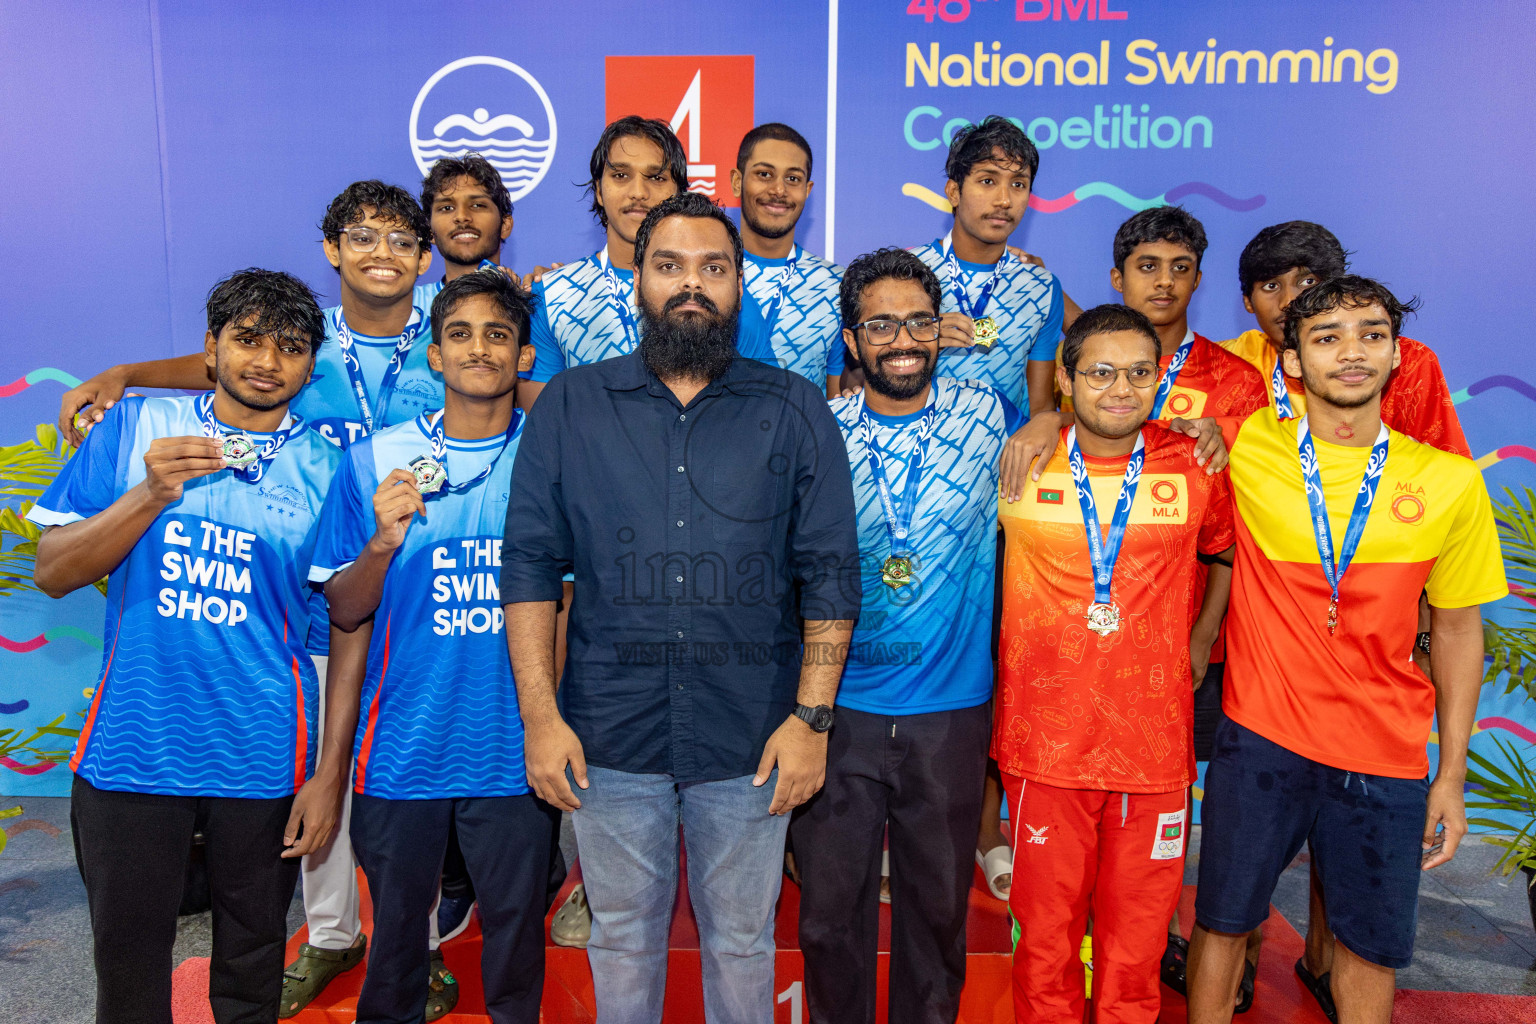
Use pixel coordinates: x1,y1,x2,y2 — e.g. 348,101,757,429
28,396,340,797
910,239,1063,412
739,247,845,386
528,251,636,382
413,279,444,312
831,377,1021,715
295,305,442,451
310,413,529,800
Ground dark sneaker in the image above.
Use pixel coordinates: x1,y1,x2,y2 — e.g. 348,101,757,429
436,894,476,943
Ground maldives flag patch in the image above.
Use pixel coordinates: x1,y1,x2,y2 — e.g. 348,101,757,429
1037,488,1064,504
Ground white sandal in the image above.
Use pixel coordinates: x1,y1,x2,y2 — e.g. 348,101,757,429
975,844,1012,901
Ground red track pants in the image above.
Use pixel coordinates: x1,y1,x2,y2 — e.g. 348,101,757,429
1002,774,1187,1024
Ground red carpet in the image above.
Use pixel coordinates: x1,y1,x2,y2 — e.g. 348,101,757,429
169,870,1536,1022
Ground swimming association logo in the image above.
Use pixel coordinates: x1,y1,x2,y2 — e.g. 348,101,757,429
410,56,558,204
604,56,754,207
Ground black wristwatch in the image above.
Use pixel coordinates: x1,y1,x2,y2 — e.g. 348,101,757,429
1415,631,1432,656
793,703,836,733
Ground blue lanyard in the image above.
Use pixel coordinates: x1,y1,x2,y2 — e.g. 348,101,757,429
598,247,640,350
1271,357,1296,418
755,246,802,337
856,392,940,558
1296,416,1389,633
331,306,429,435
198,393,301,484
939,232,1010,320
1149,330,1196,419
1067,427,1145,605
421,408,522,496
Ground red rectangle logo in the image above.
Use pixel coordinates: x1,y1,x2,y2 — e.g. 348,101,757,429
605,55,754,207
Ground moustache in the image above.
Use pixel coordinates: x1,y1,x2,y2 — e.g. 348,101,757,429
663,291,721,316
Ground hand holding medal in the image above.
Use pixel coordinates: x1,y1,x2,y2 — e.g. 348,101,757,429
140,435,231,505
370,467,429,553
196,392,299,484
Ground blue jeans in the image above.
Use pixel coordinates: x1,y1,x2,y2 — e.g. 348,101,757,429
572,766,789,1024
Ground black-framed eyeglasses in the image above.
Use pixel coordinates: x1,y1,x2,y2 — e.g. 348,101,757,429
1067,363,1161,390
341,226,422,257
854,317,942,345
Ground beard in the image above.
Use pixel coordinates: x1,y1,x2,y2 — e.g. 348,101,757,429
638,290,740,383
741,202,797,240
215,361,297,412
863,346,936,402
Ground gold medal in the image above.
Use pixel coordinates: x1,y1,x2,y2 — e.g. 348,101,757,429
882,555,915,590
972,316,999,350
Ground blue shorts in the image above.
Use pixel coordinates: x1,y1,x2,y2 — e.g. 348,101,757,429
1194,717,1429,969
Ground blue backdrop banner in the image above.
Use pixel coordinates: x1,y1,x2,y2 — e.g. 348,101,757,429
2,0,1532,800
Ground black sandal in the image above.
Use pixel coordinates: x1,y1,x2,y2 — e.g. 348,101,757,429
1161,934,1189,995
1293,957,1338,1023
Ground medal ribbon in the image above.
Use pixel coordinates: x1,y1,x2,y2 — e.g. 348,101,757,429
1148,329,1196,419
198,392,301,484
856,390,941,558
939,232,1011,320
331,306,429,434
1295,415,1389,624
1270,356,1296,418
598,246,641,350
421,408,522,496
755,246,802,338
1067,426,1146,605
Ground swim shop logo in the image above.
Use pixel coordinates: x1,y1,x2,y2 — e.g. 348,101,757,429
410,56,558,204
605,56,754,208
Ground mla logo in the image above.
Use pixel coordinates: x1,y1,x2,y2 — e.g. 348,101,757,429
1391,484,1426,524
605,56,755,207
410,56,558,204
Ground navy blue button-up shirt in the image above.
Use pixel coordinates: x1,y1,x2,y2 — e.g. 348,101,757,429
501,352,860,783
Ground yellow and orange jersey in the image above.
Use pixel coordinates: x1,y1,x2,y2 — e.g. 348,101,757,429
1219,330,1471,457
1222,411,1505,779
992,424,1235,794
1059,332,1268,424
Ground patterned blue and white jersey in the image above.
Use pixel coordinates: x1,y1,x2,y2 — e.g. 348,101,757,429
294,305,442,451
310,414,528,800
28,396,340,797
528,252,636,382
910,240,1063,413
739,248,845,386
831,377,1022,715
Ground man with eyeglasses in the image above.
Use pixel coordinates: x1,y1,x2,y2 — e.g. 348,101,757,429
993,304,1235,1024
791,248,1023,1024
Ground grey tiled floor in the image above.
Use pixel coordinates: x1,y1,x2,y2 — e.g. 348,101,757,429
3,796,1534,1021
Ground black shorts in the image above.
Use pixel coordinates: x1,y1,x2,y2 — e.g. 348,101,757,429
1194,717,1429,969
1192,661,1224,763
